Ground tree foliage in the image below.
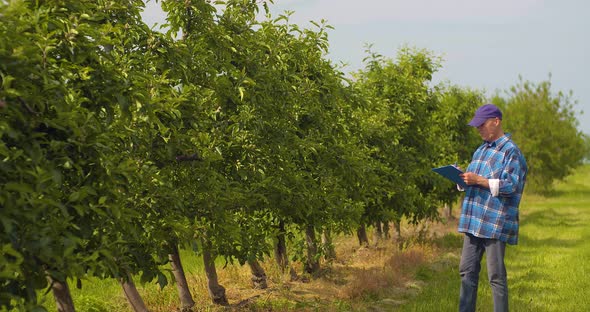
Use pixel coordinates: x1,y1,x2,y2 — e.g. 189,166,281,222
492,78,587,192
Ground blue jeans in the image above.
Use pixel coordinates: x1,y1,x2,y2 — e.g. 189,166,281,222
459,233,508,312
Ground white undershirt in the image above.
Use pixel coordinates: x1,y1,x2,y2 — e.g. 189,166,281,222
489,179,499,197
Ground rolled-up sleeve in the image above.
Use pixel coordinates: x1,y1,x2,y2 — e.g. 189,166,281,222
489,179,500,196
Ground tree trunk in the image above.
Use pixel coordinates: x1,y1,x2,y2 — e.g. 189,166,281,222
201,238,228,305
394,219,403,250
383,221,391,239
48,276,75,312
374,221,383,245
247,259,268,289
394,219,401,239
274,220,298,280
169,244,195,310
120,273,149,312
356,224,369,247
321,229,336,261
304,225,320,276
274,220,289,272
445,203,455,220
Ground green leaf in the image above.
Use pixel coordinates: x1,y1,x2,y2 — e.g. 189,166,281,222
4,182,34,193
157,272,168,290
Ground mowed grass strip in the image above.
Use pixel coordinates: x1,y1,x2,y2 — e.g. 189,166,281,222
398,164,590,312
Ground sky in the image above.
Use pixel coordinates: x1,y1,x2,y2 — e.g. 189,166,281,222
141,0,590,135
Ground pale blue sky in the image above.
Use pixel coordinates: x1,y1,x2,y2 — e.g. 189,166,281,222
142,0,590,134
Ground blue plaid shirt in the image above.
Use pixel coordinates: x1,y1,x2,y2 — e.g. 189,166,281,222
458,134,527,245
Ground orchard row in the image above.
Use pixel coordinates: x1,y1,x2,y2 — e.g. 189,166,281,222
1,1,586,311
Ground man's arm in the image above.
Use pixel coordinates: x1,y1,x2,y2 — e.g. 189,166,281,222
461,172,490,189
497,150,527,196
461,149,525,197
460,172,501,196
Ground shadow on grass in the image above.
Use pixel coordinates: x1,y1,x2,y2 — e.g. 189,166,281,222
542,188,590,198
517,206,586,252
535,180,590,199
521,208,585,229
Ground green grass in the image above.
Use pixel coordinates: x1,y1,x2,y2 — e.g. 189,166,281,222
397,165,590,311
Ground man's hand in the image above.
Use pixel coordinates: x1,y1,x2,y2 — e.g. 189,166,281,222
460,172,489,188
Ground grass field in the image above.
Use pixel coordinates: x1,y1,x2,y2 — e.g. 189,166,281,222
37,165,590,311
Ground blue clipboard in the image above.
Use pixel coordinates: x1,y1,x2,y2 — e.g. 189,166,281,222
432,165,467,188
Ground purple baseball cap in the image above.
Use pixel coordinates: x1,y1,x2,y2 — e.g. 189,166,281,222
468,104,502,127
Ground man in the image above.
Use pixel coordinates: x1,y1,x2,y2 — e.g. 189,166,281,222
458,103,527,312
